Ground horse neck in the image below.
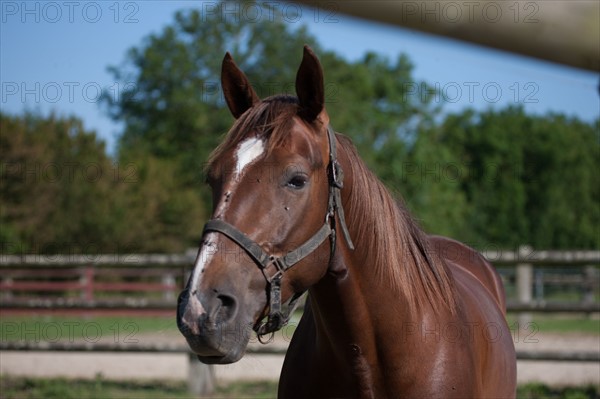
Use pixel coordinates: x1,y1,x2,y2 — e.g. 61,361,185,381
304,140,419,389
308,242,409,338
306,230,413,396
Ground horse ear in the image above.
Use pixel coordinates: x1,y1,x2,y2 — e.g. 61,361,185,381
295,45,325,122
221,52,259,119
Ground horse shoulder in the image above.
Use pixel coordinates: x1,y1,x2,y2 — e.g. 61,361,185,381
429,235,507,311
429,235,517,398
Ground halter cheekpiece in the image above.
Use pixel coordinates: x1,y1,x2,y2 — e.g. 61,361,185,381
202,126,354,338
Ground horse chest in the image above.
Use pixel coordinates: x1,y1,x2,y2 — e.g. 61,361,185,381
348,344,377,399
280,316,383,398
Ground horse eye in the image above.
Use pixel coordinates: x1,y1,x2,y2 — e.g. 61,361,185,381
286,175,308,190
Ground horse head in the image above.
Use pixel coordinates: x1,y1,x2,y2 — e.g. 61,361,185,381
177,46,348,364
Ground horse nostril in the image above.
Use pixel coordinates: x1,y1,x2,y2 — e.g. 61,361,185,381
216,294,237,324
218,294,235,307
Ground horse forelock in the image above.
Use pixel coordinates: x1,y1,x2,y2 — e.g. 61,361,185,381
207,95,302,172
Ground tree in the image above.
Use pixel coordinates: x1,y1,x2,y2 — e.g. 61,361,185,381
0,111,205,254
382,122,470,241
433,107,599,249
1,112,119,253
114,146,205,253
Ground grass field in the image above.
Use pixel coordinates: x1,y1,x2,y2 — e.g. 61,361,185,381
0,315,179,343
0,376,598,399
505,314,600,335
0,377,277,399
1,313,598,343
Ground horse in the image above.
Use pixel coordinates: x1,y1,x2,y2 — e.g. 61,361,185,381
177,45,517,398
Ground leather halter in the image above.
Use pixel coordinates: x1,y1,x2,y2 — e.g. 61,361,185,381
202,126,354,337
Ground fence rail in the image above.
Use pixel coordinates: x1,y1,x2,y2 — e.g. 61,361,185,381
1,248,598,316
2,249,599,267
0,253,192,266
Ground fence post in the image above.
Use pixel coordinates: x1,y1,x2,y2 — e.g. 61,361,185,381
2,277,13,301
162,273,176,302
516,245,533,328
582,265,595,304
582,265,596,319
188,353,215,395
80,265,94,301
534,269,544,302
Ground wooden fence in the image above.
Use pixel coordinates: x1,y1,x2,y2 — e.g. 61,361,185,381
1,248,599,394
1,247,598,315
0,252,189,316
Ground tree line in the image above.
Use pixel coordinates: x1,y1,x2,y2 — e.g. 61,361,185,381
1,5,598,254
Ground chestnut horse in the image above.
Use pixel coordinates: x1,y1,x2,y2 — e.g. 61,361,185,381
177,46,516,398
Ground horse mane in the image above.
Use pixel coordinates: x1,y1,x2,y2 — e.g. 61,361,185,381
209,96,457,313
340,136,458,313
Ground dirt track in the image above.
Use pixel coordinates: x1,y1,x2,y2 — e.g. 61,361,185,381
1,331,598,387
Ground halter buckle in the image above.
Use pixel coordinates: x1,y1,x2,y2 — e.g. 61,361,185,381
260,256,286,285
272,257,286,272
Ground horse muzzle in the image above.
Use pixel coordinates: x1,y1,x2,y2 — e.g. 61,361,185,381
176,288,251,364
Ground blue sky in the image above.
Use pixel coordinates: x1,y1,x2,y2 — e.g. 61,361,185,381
2,1,598,153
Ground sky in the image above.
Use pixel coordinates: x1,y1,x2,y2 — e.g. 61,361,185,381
1,1,598,154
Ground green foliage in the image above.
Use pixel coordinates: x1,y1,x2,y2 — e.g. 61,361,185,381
424,107,599,249
1,112,122,253
114,147,205,252
379,123,470,240
0,111,204,254
373,106,600,250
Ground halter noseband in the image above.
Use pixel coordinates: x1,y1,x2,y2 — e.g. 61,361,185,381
202,126,354,337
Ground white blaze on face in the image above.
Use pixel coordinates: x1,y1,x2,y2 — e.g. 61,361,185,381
189,232,217,300
234,136,265,180
189,136,265,299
